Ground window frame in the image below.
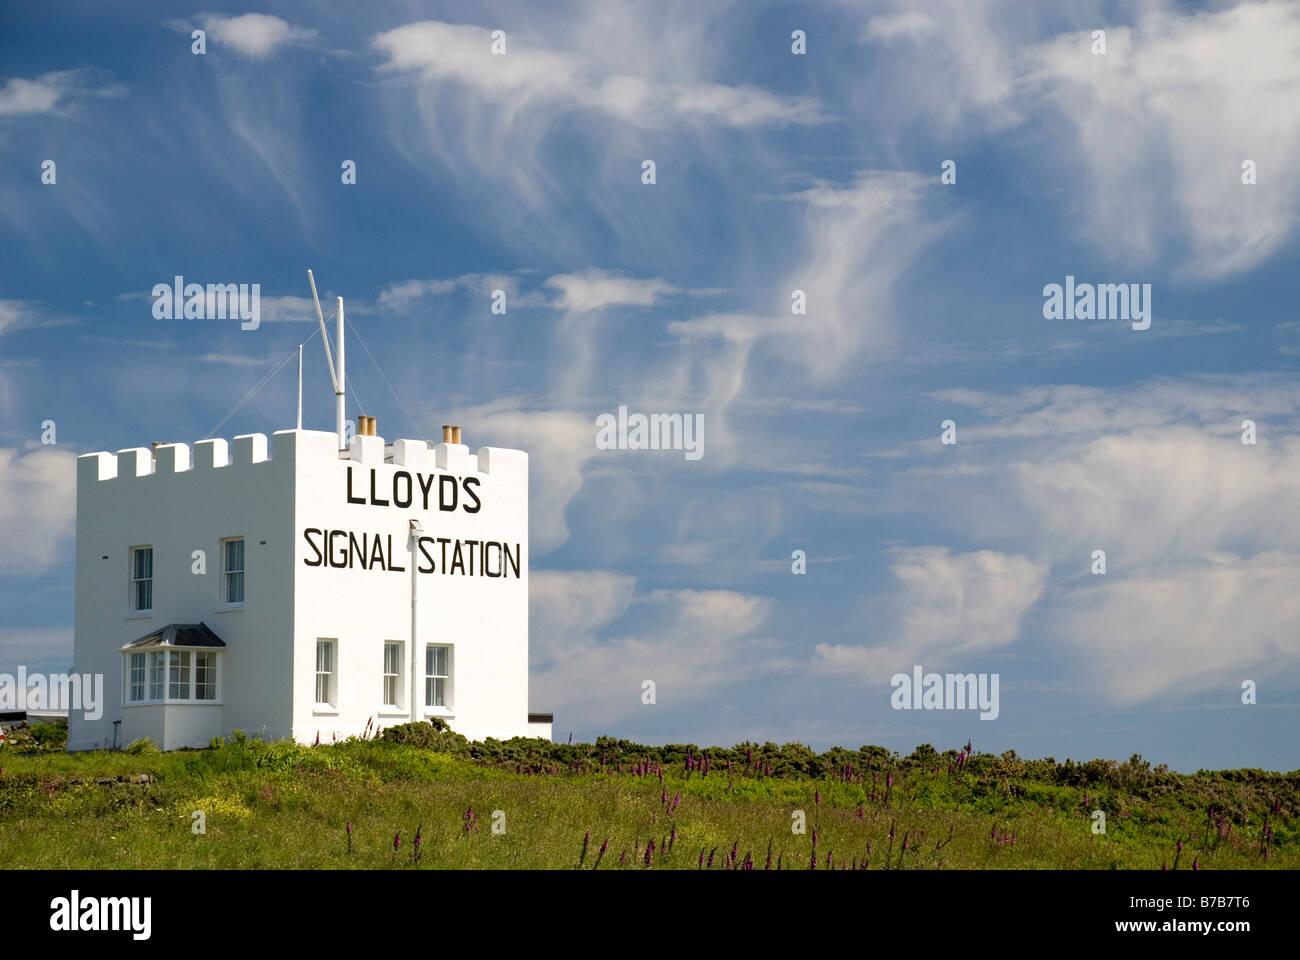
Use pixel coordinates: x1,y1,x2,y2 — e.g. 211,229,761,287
315,639,336,708
128,545,153,615
424,643,453,711
124,648,221,705
220,537,245,607
382,640,403,710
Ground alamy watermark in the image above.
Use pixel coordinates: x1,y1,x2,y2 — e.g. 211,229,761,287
50,891,150,940
595,405,703,461
1043,275,1150,331
0,667,103,720
152,275,261,330
890,665,999,720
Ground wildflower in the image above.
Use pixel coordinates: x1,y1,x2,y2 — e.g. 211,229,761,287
815,788,821,805
644,839,654,868
346,821,352,854
1192,857,1199,871
393,831,401,853
812,828,818,846
699,849,705,868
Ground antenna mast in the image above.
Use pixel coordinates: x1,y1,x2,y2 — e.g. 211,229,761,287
336,296,345,452
306,269,347,452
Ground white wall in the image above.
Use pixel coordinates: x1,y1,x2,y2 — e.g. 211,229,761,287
69,427,548,751
290,429,538,743
69,432,296,750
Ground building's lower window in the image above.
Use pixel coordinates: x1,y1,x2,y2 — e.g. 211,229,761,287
316,640,335,706
168,651,191,700
425,644,451,708
383,641,402,708
148,650,165,700
128,649,218,704
194,652,217,700
129,653,146,702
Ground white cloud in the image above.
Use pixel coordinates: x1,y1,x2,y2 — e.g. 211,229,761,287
1056,552,1300,704
0,76,63,115
375,274,539,312
200,14,317,58
371,20,821,130
0,70,124,117
453,400,603,555
863,12,938,42
0,446,77,575
879,376,1300,704
812,547,1047,681
198,353,272,367
544,270,676,313
1021,2,1300,280
531,570,775,727
0,300,37,338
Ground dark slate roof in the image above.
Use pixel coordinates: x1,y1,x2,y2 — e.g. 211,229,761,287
122,622,226,650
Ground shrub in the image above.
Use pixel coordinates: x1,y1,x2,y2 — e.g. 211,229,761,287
380,720,457,748
126,737,159,755
29,721,67,749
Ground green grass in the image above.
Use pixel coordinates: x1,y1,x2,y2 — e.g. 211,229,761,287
0,729,1294,869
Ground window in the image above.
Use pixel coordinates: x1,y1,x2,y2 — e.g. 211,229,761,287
129,653,146,702
127,649,219,704
425,645,451,708
168,650,191,700
222,538,245,604
383,641,402,708
316,640,335,706
194,652,217,701
130,547,153,613
148,650,165,700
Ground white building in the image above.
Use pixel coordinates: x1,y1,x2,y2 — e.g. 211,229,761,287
66,422,552,751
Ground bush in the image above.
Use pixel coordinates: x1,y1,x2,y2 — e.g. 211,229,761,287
380,720,454,748
126,737,159,755
29,721,67,749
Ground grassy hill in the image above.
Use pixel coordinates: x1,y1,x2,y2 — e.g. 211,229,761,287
0,722,1294,869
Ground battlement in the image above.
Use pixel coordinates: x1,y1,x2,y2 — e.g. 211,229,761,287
77,428,527,488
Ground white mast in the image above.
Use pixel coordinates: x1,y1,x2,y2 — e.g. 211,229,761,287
336,296,345,452
306,270,346,452
296,344,303,430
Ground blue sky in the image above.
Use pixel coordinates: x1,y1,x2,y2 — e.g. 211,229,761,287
2,1,1299,771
